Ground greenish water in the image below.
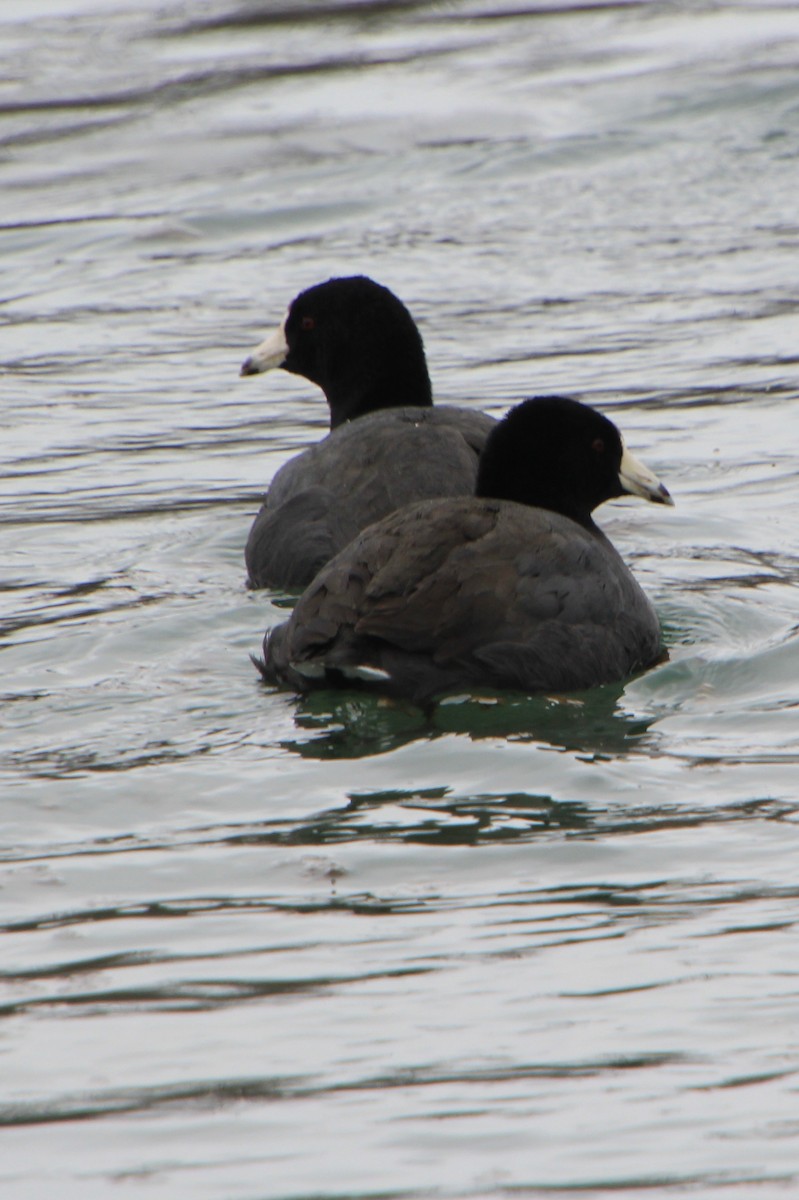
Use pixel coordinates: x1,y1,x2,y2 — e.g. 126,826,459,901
2,2,799,1197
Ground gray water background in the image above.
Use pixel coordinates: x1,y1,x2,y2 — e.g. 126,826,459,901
2,1,799,1196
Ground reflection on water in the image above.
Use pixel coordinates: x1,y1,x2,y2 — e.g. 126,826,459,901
191,783,797,851
281,679,658,760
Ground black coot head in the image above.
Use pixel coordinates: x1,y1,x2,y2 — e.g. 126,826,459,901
241,276,432,427
476,396,672,528
283,276,421,382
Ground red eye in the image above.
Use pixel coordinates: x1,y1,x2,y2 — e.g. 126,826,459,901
592,437,605,455
301,315,315,331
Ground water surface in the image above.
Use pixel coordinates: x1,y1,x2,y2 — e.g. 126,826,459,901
2,2,799,1197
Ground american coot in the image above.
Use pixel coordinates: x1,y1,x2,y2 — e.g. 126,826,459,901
258,396,674,705
240,276,495,590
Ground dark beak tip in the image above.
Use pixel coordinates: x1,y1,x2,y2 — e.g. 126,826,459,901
240,358,255,377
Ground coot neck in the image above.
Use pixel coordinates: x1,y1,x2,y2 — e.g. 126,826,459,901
475,464,601,534
326,361,433,429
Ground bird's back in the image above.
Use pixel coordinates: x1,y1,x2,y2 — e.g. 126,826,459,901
263,496,662,701
246,406,495,590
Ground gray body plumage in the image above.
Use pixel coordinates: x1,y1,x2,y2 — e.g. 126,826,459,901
245,406,496,590
262,496,663,704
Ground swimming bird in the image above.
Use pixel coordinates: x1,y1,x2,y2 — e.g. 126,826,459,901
257,396,673,704
240,275,495,590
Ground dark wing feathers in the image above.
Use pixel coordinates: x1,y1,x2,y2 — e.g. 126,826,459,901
245,487,360,591
263,496,663,700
